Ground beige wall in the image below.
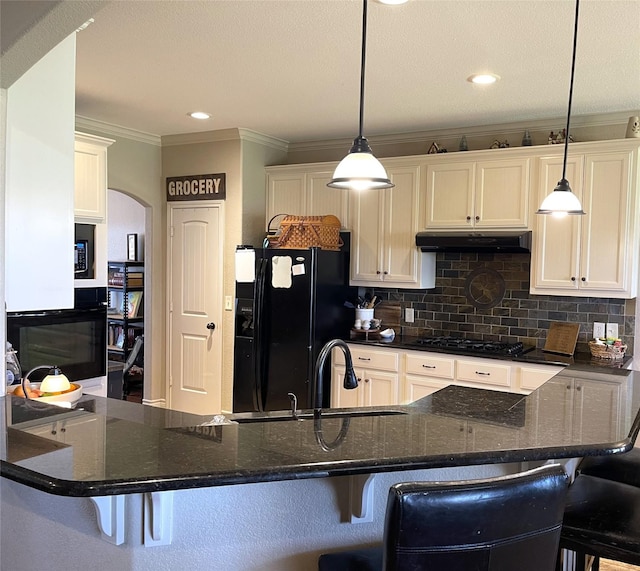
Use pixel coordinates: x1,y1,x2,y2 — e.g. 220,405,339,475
76,125,165,402
161,131,288,412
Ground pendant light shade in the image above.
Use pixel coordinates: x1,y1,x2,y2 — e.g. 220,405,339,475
328,0,393,191
537,0,585,216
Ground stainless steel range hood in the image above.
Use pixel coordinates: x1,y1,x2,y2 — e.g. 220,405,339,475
415,231,532,253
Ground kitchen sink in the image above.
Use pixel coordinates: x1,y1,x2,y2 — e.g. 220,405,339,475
231,407,408,423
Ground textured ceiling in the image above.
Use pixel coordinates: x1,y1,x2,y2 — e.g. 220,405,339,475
71,0,640,142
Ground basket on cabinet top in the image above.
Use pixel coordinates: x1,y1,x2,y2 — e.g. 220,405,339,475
269,214,343,251
588,341,627,360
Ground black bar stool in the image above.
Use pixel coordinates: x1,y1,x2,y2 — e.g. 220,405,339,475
559,473,640,570
319,464,569,571
577,447,640,486
558,448,640,570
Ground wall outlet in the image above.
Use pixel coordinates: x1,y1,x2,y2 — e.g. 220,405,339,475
405,307,415,323
606,322,619,339
593,322,605,339
224,295,233,311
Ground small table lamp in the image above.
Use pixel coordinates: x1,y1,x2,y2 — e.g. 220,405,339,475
21,365,70,398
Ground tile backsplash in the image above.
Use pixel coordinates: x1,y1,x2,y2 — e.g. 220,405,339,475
370,252,635,355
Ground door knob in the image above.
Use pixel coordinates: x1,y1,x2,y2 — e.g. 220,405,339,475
206,322,216,330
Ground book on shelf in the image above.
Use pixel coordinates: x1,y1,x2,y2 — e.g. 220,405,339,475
109,324,125,349
127,291,143,318
108,271,144,287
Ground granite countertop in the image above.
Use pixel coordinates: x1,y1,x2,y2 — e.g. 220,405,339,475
347,334,633,369
2,366,639,498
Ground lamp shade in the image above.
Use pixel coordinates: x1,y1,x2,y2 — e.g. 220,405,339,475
328,137,393,191
39,367,71,393
536,179,585,215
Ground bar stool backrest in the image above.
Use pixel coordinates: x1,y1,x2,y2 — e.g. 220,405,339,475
383,464,569,571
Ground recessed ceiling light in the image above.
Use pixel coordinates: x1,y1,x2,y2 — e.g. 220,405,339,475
188,111,211,120
375,0,409,4
467,73,500,85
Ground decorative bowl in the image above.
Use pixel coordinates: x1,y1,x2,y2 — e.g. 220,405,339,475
379,328,396,339
10,382,83,405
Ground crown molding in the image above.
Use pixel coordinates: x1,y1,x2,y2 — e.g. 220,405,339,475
161,127,289,151
75,115,161,146
288,111,634,154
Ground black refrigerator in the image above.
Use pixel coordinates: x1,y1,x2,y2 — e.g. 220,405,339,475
233,245,356,412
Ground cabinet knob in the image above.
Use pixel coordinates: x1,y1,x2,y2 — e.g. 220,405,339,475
206,322,216,330
383,271,388,275
475,215,480,221
364,378,370,383
376,270,381,275
51,430,57,435
571,277,576,282
581,277,586,282
357,377,362,384
466,216,471,221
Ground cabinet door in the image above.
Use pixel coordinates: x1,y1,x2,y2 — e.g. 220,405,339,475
404,375,450,403
74,133,112,222
572,379,621,443
517,364,563,394
307,171,350,228
475,158,530,228
382,164,422,284
61,415,105,479
530,155,583,293
579,151,634,294
350,187,385,282
361,369,400,406
266,172,305,223
331,364,362,408
424,162,475,228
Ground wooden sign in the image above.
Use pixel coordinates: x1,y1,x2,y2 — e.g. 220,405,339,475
166,173,226,201
543,322,580,356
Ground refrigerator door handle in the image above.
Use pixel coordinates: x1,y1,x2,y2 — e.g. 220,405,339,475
253,258,267,412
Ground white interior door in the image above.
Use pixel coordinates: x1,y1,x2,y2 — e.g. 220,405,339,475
168,203,223,414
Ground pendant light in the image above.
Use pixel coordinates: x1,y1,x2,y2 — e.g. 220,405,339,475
328,0,393,191
537,0,585,216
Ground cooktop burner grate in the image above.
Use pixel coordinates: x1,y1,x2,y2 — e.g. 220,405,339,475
411,336,531,356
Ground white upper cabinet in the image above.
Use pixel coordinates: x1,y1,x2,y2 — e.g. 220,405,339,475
350,158,435,288
424,152,530,230
74,132,114,222
265,164,349,229
531,140,639,298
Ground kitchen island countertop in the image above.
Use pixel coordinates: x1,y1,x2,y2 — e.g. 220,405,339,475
2,366,639,498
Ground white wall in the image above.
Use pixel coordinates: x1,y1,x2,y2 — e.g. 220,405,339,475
107,189,145,262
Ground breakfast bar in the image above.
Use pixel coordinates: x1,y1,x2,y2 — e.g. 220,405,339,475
2,366,639,570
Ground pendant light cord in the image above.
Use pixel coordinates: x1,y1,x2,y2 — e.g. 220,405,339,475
562,0,580,181
358,0,368,139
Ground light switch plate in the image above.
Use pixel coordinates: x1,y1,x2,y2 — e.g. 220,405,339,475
593,322,605,339
405,308,415,323
225,295,233,311
606,322,619,339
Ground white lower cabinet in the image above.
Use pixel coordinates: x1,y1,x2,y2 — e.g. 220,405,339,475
331,346,400,407
21,414,105,479
516,364,564,394
403,352,454,403
455,357,511,391
332,344,565,408
525,374,624,446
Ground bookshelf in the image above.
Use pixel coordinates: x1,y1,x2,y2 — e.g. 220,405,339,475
107,261,144,374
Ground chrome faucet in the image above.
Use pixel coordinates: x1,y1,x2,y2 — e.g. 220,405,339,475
313,339,358,413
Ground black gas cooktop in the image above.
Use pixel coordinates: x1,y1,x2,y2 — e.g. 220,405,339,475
410,336,533,356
